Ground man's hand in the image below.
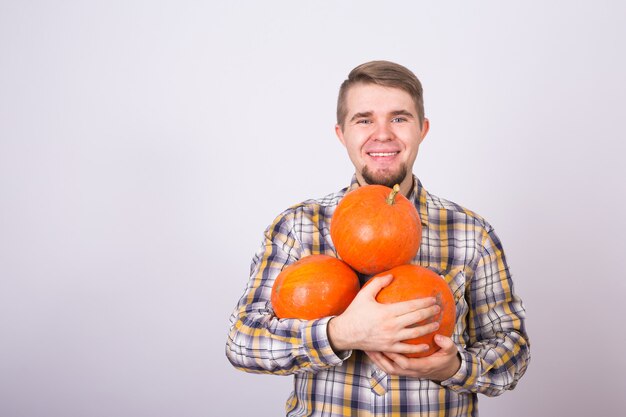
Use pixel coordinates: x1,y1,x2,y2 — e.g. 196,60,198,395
365,335,461,382
327,274,441,356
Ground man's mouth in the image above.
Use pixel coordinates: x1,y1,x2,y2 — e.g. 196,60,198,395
367,151,399,157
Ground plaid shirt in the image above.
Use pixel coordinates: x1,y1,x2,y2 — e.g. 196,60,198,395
226,176,530,416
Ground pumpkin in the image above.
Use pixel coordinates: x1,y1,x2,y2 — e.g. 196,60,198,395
330,184,422,275
365,264,456,358
271,254,360,320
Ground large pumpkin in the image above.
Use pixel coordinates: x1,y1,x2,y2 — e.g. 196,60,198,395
330,184,422,275
271,254,360,320
365,264,456,358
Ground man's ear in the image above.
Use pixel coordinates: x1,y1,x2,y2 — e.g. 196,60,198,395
419,118,430,144
335,124,346,147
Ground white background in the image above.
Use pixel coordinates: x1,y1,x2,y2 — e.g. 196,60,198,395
1,1,625,416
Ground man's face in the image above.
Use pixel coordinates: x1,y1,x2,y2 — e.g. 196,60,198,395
335,83,429,195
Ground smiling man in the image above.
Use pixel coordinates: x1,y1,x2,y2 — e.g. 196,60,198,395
336,81,429,196
226,61,530,416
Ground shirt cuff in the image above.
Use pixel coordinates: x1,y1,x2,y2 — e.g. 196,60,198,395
300,316,351,367
439,349,475,392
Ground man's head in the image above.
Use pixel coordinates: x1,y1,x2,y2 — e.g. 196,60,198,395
336,60,425,131
335,61,429,195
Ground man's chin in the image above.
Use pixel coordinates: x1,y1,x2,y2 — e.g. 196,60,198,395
361,167,407,189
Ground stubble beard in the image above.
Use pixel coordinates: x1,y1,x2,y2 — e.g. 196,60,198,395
361,164,408,189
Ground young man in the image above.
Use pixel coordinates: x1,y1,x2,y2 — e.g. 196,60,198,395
226,61,530,416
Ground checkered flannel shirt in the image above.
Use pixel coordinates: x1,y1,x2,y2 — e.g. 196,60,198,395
226,176,530,416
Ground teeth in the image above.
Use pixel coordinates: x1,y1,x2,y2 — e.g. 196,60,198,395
369,152,397,157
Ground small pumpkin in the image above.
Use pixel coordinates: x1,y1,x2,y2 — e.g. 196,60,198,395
271,254,360,320
330,184,422,275
365,264,456,358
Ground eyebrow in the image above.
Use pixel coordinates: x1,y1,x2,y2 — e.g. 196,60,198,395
349,109,416,123
390,109,416,118
349,111,373,122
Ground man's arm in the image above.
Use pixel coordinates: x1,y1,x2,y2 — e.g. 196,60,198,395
441,226,530,396
225,211,347,375
358,226,530,396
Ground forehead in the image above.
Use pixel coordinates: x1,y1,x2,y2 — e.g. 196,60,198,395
344,83,417,115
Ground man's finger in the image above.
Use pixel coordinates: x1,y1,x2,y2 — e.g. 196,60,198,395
360,274,394,298
434,334,456,353
366,351,394,374
395,303,440,328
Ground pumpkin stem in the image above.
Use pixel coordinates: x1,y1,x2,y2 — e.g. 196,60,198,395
386,184,401,205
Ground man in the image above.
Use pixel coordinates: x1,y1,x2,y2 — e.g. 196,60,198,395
226,60,530,416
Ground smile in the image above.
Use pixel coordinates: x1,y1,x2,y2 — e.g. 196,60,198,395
368,152,399,157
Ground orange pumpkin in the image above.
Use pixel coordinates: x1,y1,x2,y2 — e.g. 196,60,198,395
365,264,456,358
330,184,422,275
271,254,360,320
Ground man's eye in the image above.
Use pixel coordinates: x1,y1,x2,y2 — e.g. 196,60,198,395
391,117,407,123
356,119,371,124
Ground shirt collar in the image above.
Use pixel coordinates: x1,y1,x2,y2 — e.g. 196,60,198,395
347,174,429,228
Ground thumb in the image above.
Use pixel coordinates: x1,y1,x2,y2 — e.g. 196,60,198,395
361,274,394,298
434,334,456,353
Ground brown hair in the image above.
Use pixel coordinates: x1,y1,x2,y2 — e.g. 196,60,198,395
336,60,425,129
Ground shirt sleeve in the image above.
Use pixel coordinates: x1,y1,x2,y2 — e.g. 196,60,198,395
441,225,530,396
225,211,349,375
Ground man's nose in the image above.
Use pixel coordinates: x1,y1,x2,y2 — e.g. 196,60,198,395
373,122,393,141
